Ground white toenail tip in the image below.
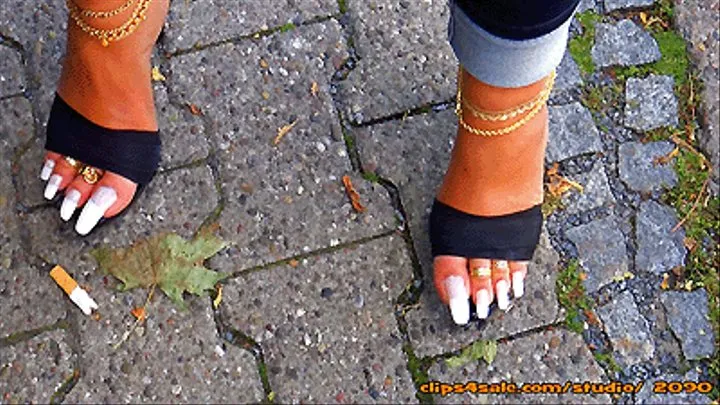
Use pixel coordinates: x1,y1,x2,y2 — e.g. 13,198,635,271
512,272,524,298
449,297,470,325
60,189,81,222
496,280,510,311
40,160,55,181
44,174,62,200
476,290,490,319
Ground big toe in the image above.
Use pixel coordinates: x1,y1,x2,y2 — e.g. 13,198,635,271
434,256,471,325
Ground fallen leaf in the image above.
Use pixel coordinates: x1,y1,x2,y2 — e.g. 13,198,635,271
91,230,227,308
151,66,166,82
259,58,269,69
446,339,497,368
310,81,319,96
342,175,366,213
213,284,223,309
261,91,270,100
273,119,298,145
660,273,670,290
545,163,583,198
288,259,299,268
683,237,697,252
188,104,203,116
131,306,146,321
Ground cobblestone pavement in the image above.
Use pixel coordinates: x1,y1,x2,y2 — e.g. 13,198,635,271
1,1,718,404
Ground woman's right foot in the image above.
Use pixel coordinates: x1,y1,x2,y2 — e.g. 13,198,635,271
432,67,552,324
40,0,169,235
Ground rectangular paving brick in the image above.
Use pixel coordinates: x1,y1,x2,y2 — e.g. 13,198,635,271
168,21,397,271
221,235,417,404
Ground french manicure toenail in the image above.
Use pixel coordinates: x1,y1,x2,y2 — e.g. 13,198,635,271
60,189,81,221
512,272,524,298
476,289,490,319
445,276,469,325
496,280,509,310
40,160,55,181
44,174,62,200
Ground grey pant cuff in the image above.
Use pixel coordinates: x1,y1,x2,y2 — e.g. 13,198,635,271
448,2,574,88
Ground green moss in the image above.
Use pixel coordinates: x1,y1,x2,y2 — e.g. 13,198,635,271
362,171,381,184
542,192,564,218
615,31,689,85
593,352,622,374
278,22,296,33
568,11,602,75
556,260,594,334
337,0,347,14
580,81,624,114
403,343,433,403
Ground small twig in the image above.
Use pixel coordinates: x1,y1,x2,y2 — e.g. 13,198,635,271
671,134,711,169
111,284,156,350
672,176,710,233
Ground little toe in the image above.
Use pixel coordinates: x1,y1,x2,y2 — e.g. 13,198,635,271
509,261,528,298
434,256,471,325
492,260,512,311
468,258,493,319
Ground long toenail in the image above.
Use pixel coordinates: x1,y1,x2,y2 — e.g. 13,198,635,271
496,279,510,310
44,174,63,200
75,186,116,235
445,275,470,325
61,189,82,221
512,272,524,298
476,289,490,319
40,159,55,181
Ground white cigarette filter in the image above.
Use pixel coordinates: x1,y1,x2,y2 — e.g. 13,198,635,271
50,265,99,315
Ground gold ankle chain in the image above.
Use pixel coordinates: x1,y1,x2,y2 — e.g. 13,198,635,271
78,0,135,18
455,70,556,137
66,0,152,47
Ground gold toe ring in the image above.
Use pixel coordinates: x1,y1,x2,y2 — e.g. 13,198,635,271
81,166,100,185
471,267,492,278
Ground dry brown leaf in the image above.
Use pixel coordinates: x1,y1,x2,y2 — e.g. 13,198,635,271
683,237,697,252
653,147,679,166
288,259,299,268
545,163,583,198
188,104,203,116
213,284,223,309
660,273,670,290
273,119,298,145
579,272,588,281
151,66,166,82
310,81,319,97
259,58,269,69
261,91,270,100
546,162,560,177
131,306,146,321
342,175,366,213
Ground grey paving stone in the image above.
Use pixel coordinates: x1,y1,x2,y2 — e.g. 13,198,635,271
604,0,654,12
163,0,337,53
0,330,76,403
169,21,396,271
596,290,655,367
591,20,661,68
339,0,455,123
427,329,609,404
0,97,67,337
0,45,25,97
154,84,210,168
636,200,686,275
566,215,629,294
561,161,616,215
660,289,715,360
26,165,219,275
578,0,598,12
551,52,583,99
222,236,416,404
625,75,679,131
635,369,712,404
0,0,67,127
64,289,263,403
618,141,678,193
353,109,561,357
547,102,603,163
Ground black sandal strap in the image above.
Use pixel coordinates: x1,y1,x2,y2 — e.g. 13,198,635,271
45,94,161,185
429,199,542,261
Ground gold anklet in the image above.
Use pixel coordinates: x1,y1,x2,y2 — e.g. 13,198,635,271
76,0,135,19
66,0,152,47
455,70,555,137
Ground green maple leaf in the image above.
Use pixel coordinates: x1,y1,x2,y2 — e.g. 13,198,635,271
445,339,498,368
91,230,228,308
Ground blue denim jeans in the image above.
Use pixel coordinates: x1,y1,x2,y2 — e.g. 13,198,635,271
449,0,579,88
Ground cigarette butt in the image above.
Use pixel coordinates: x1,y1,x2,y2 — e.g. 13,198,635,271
50,265,99,315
